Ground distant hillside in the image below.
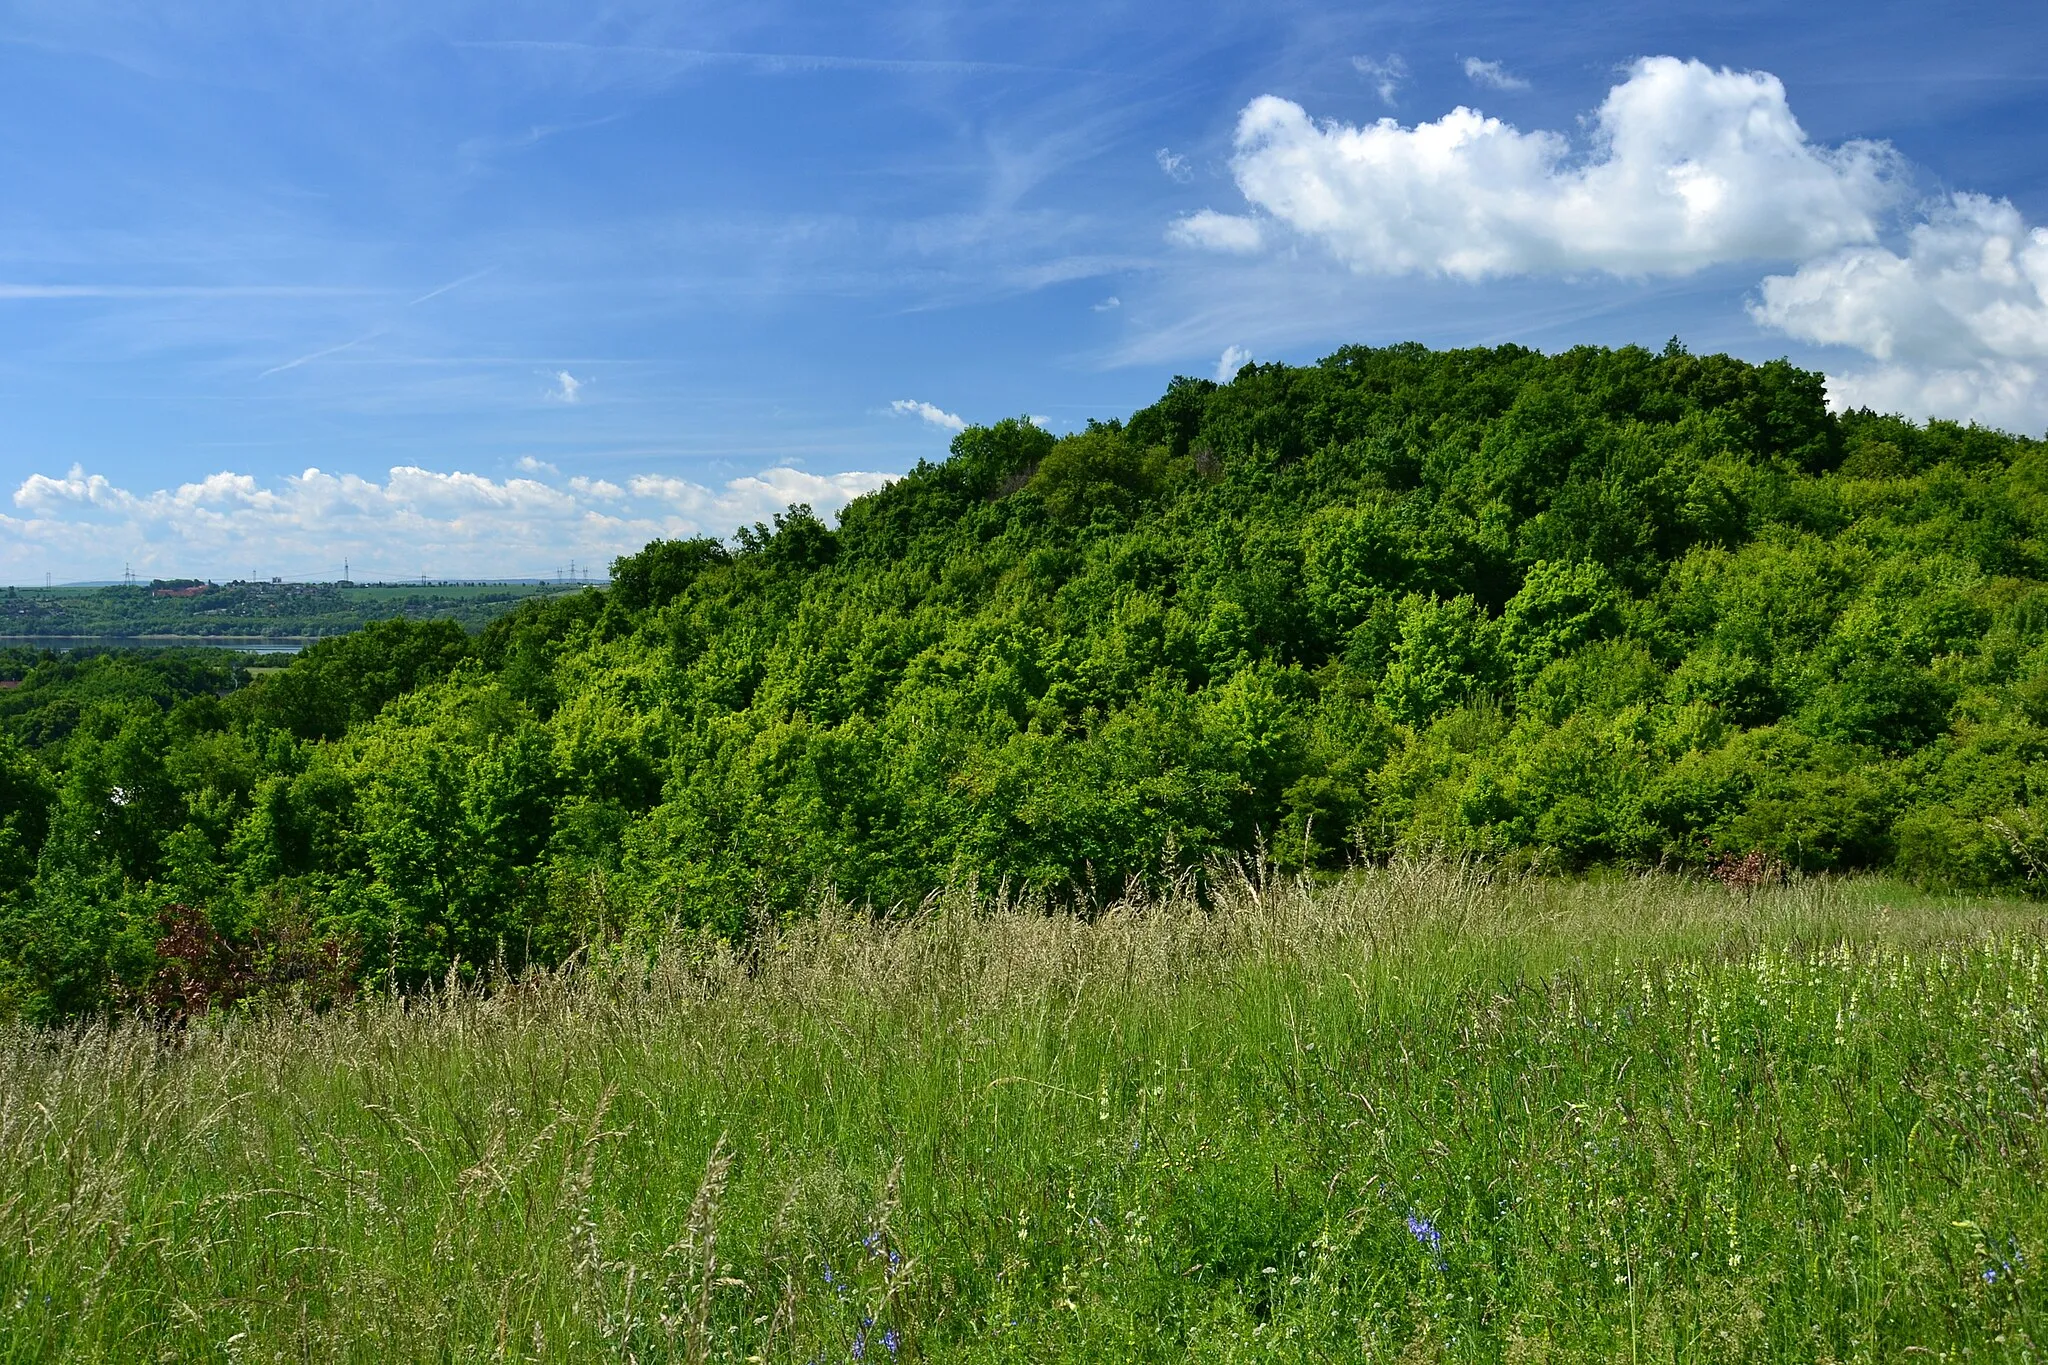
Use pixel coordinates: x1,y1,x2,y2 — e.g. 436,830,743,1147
7,340,2048,1019
0,579,581,640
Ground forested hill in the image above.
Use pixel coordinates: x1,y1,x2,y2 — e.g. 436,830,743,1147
7,340,2048,1019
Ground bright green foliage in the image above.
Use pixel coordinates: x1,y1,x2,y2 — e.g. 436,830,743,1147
4,872,2046,1359
9,342,2048,1014
1381,595,1503,726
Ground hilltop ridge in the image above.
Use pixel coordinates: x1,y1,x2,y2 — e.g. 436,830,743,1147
5,340,2048,1017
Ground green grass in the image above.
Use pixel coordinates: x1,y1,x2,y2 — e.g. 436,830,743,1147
4,865,2046,1361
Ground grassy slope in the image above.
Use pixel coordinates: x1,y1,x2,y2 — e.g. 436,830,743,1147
3,868,2046,1361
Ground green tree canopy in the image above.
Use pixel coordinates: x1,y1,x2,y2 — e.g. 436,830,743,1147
9,341,2048,1019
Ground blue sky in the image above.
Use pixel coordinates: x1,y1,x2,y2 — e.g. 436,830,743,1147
0,0,2043,583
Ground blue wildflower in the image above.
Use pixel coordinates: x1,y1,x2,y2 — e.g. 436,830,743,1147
1982,1236,2025,1286
1406,1214,1442,1252
883,1327,901,1356
863,1231,882,1255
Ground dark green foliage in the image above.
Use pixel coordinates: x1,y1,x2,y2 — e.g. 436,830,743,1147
236,617,472,741
0,648,243,750
1027,425,1184,525
0,737,52,895
8,341,2048,1019
607,536,729,612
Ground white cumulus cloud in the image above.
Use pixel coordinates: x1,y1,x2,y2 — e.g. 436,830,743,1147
552,370,584,403
1752,193,2048,432
1463,58,1528,91
1155,148,1193,183
1,461,896,582
628,467,896,521
889,398,966,431
1216,345,1253,382
1187,56,1900,280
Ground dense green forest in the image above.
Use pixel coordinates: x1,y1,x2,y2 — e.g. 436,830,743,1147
0,578,572,641
5,340,2047,1021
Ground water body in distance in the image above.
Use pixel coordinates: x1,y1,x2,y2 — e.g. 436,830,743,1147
0,635,308,654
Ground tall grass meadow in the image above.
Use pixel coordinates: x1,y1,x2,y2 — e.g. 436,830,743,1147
3,862,2046,1360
